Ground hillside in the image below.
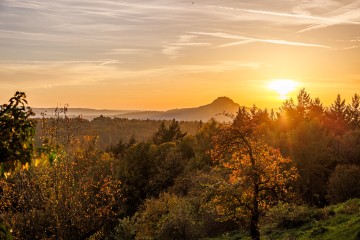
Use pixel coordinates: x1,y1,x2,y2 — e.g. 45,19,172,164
116,96,240,121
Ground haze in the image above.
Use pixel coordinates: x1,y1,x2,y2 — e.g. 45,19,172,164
1,0,359,110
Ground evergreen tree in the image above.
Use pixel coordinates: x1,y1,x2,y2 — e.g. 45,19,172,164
153,119,186,145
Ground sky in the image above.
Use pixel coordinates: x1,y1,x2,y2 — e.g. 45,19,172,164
0,0,360,110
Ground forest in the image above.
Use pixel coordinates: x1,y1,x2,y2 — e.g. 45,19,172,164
1,90,360,240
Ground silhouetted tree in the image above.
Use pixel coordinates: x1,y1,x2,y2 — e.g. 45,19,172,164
347,93,360,128
327,94,348,134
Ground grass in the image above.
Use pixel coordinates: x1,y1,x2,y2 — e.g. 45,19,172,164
206,199,360,240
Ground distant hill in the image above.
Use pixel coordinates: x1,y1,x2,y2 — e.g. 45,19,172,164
116,97,240,121
32,108,136,120
32,97,241,121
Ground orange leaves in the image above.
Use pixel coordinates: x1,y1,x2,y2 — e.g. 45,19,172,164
209,112,300,227
0,144,124,239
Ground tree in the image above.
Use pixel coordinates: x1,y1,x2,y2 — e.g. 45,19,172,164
347,93,360,128
296,88,312,120
211,109,299,240
327,94,348,134
153,119,186,145
286,120,335,206
309,97,324,119
116,141,186,216
327,164,360,203
0,92,35,173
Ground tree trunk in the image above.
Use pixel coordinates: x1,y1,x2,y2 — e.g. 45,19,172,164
247,141,261,240
250,192,260,240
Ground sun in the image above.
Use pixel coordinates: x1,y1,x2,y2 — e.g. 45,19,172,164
268,79,299,100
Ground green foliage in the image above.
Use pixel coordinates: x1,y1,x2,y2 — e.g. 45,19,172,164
0,91,35,172
116,141,188,216
265,202,320,229
208,199,360,240
186,120,220,171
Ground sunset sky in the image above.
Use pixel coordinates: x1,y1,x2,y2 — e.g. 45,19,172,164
1,0,360,110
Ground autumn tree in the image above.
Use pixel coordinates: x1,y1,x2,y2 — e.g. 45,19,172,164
211,108,299,240
0,92,35,173
0,126,123,239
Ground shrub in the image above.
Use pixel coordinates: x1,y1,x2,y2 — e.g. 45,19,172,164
0,138,123,239
130,193,205,240
265,202,320,229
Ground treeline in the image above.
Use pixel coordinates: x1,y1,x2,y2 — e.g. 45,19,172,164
1,90,360,240
34,113,200,149
265,89,360,206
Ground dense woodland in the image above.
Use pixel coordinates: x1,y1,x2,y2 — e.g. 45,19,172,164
1,90,360,240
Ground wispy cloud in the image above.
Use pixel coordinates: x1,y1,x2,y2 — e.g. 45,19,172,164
207,4,360,33
106,48,153,56
162,34,212,58
0,59,260,89
297,0,360,32
0,29,112,43
242,9,360,25
191,32,330,48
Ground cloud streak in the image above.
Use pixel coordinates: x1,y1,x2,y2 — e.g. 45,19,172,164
0,59,261,89
207,4,360,33
191,32,330,48
162,34,212,58
0,29,112,43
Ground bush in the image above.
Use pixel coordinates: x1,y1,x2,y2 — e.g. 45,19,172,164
0,138,123,240
265,202,320,229
129,193,205,240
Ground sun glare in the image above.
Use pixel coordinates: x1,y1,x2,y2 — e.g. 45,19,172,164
268,79,299,100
